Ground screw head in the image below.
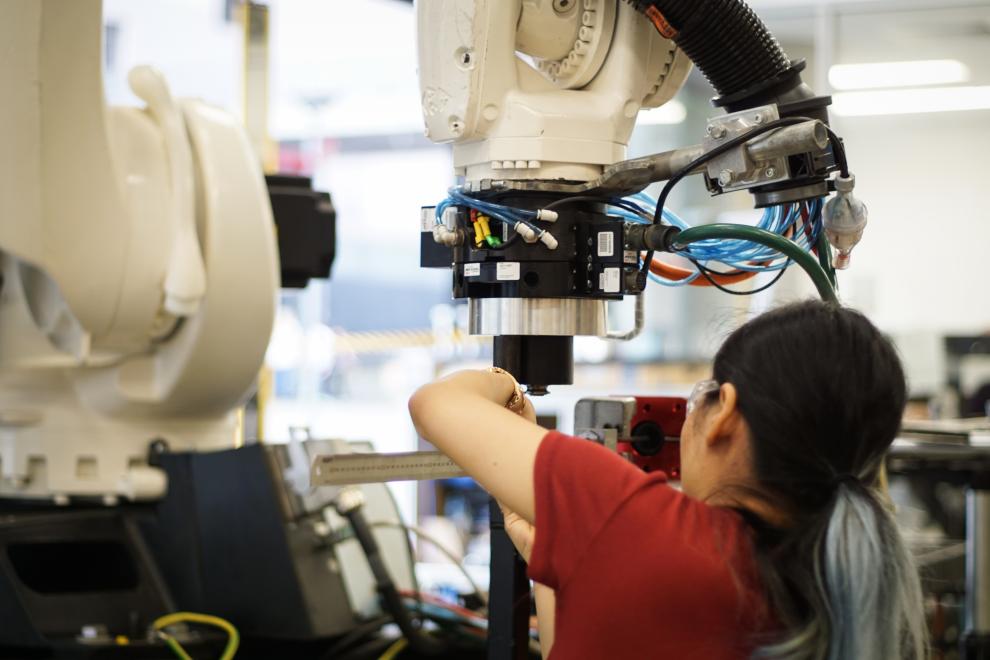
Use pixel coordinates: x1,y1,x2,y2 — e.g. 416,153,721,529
765,167,777,178
718,169,735,187
707,124,727,139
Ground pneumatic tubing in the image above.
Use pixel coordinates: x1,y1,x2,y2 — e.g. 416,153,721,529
666,224,837,302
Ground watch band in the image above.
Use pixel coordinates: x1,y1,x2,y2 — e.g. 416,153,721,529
488,367,525,413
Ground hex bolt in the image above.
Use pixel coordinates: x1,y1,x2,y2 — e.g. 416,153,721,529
765,167,777,178
707,124,727,139
718,169,735,187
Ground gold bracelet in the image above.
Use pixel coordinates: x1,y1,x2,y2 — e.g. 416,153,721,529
488,367,525,413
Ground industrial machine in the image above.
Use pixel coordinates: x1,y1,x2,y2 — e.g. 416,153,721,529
574,396,685,478
419,0,861,393
0,1,360,656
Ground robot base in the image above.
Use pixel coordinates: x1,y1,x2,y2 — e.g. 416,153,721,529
0,442,411,658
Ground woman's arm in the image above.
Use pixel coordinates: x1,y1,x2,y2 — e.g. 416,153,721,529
408,369,545,522
499,500,556,658
535,584,556,659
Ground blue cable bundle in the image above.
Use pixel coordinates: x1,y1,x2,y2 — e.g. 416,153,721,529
608,193,824,287
435,190,540,227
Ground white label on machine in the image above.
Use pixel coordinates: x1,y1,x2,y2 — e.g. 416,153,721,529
624,250,638,264
597,231,614,257
464,263,481,277
421,206,435,232
600,267,621,293
497,262,520,281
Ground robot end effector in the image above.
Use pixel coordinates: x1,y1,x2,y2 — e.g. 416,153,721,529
419,0,865,391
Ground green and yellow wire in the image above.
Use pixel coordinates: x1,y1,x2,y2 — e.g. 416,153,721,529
153,611,240,660
378,637,408,660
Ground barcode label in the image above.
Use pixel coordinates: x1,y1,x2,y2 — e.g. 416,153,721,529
421,206,435,232
464,263,481,277
497,262,520,281
600,267,621,293
597,231,614,257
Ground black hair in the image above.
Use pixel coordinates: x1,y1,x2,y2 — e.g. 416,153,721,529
710,300,926,660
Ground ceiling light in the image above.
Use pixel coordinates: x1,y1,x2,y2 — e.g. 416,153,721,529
828,59,969,91
831,86,990,117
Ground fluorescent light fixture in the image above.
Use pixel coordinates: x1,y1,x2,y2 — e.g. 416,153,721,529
829,59,969,91
638,99,687,125
832,86,990,117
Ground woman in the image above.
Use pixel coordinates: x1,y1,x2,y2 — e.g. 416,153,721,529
409,301,927,659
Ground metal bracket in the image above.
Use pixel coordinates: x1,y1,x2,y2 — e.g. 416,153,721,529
459,114,826,199
703,104,789,193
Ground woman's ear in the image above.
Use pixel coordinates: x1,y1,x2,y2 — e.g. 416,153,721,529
703,383,745,448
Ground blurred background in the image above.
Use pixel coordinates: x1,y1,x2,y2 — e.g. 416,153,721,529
100,0,990,653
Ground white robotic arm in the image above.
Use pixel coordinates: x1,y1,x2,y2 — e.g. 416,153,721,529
0,0,279,502
419,0,856,391
418,0,692,183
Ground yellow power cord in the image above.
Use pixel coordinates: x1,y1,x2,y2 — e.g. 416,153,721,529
153,612,240,660
378,637,408,660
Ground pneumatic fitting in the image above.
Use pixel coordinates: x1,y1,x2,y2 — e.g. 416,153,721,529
823,174,867,270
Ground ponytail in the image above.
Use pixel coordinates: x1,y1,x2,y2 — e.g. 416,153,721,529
753,482,927,660
822,482,926,659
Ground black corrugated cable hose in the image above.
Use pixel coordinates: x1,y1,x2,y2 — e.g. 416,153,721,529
341,505,446,656
626,0,796,104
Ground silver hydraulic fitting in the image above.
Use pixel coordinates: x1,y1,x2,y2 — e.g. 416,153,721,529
432,206,464,247
823,174,867,270
432,223,463,247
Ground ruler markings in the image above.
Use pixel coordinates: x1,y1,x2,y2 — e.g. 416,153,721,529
311,451,466,486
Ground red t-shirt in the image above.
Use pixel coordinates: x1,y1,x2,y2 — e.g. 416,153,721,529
528,431,776,659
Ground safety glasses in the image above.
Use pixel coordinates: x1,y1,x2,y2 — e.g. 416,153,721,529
686,379,720,415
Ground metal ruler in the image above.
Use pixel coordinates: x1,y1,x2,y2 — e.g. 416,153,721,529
310,451,466,487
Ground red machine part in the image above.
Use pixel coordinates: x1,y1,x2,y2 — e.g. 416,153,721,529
617,396,686,480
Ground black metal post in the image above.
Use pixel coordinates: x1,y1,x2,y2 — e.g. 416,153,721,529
487,500,531,660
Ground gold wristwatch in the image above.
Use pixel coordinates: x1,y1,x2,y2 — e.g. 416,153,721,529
488,367,525,413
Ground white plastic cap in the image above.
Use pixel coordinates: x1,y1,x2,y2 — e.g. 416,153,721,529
515,222,538,243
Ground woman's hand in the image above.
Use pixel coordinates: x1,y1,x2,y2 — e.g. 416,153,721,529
432,369,519,407
517,396,537,424
498,500,536,563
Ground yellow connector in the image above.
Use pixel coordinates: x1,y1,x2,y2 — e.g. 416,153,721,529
473,220,485,247
478,215,492,239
